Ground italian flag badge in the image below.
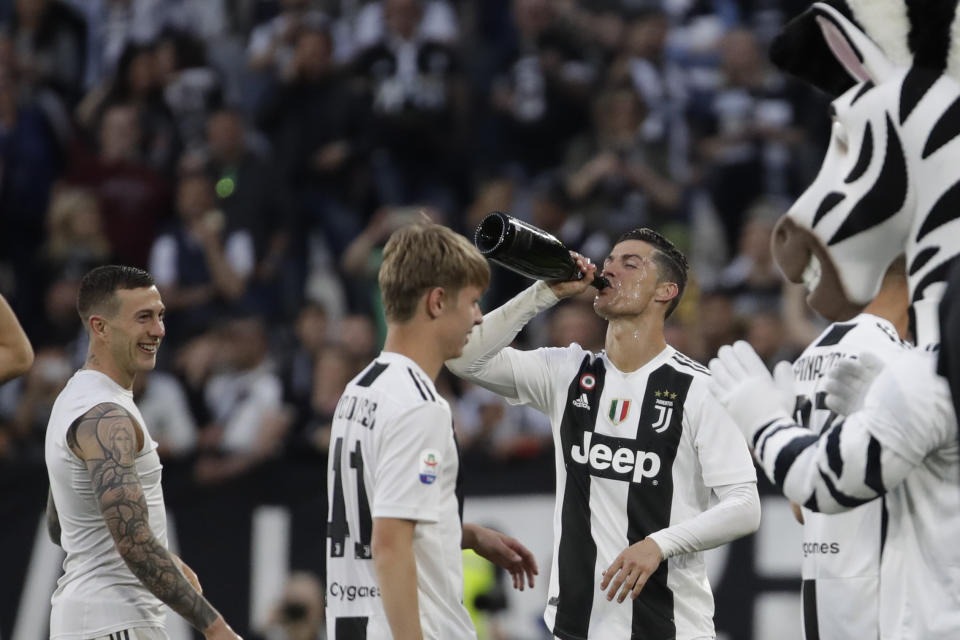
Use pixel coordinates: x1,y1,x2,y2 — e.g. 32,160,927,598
608,399,631,425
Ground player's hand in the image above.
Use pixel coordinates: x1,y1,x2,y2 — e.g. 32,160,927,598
708,341,794,441
600,538,663,603
824,351,884,416
174,554,202,594
464,524,538,590
548,252,597,300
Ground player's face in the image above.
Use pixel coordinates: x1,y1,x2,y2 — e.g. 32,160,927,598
593,240,660,320
442,284,484,359
106,287,166,374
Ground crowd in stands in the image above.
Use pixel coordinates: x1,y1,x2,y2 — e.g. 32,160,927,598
0,0,832,488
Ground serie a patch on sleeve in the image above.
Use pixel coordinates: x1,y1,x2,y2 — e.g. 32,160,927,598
419,449,441,484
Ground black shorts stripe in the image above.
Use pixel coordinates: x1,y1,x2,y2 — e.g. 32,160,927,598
802,579,820,640
627,364,692,639
356,362,388,387
554,355,604,639
334,616,368,639
406,368,428,400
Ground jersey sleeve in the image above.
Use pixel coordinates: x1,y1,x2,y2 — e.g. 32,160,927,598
688,379,758,487
500,345,585,416
371,401,453,523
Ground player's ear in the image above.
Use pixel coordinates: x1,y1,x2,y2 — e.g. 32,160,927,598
425,286,446,319
654,281,679,305
88,314,108,339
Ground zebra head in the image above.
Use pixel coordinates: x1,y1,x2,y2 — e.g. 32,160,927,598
770,0,960,345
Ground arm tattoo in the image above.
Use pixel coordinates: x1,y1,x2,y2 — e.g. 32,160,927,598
81,404,219,631
46,489,61,547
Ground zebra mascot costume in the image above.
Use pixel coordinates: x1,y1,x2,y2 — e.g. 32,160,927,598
708,1,960,638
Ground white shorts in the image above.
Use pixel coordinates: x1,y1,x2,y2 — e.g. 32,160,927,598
91,628,168,640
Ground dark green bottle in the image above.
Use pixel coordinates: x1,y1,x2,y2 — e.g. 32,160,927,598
474,212,609,289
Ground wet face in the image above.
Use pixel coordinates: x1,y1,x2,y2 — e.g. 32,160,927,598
593,240,663,320
103,287,166,374
441,285,484,359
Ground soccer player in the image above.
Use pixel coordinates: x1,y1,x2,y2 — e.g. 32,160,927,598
325,223,538,639
44,265,241,640
787,259,910,640
447,228,761,639
0,292,34,382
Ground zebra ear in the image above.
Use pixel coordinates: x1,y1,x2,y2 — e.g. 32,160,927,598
771,2,895,96
814,5,895,84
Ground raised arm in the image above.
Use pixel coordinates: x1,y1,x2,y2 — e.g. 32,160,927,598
709,342,950,514
70,402,240,639
0,293,34,382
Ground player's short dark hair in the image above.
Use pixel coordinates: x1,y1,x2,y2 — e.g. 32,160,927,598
615,228,689,319
77,265,155,323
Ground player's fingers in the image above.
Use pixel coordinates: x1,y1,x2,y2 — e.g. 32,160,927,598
616,569,638,603
600,559,621,589
708,357,736,392
732,340,769,377
630,571,650,599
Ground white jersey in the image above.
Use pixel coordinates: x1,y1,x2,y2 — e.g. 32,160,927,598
790,314,910,640
503,343,756,640
45,370,168,640
325,351,475,640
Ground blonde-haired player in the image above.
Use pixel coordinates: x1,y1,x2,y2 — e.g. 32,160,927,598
326,222,538,639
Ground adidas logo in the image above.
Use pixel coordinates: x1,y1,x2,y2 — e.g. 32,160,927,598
572,393,590,410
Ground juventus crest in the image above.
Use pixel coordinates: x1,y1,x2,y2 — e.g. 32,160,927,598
652,390,676,433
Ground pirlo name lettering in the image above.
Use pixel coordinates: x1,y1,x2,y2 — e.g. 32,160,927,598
335,394,378,429
570,431,661,484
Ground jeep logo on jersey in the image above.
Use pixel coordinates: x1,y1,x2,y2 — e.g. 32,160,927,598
651,390,676,433
608,399,631,425
569,431,661,484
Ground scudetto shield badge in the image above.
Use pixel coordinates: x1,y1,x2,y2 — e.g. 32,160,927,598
607,398,631,425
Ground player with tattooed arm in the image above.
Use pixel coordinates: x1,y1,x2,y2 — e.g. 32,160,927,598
44,265,241,640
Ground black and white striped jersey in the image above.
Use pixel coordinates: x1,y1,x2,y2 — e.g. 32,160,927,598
754,342,960,638
500,343,756,640
325,351,475,640
789,314,910,640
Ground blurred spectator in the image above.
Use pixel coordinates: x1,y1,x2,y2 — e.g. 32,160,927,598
299,343,353,455
156,29,223,150
5,344,71,458
194,314,288,483
148,171,253,346
76,41,180,175
354,0,467,216
745,308,800,367
283,302,329,419
488,0,592,177
66,102,170,268
547,301,605,353
456,383,552,460
7,0,87,106
247,0,330,78
565,84,683,238
336,313,378,368
202,107,293,315
618,7,690,181
697,289,743,362
715,198,783,314
264,571,326,640
133,368,197,459
690,27,802,251
257,22,370,259
0,62,66,322
354,0,459,51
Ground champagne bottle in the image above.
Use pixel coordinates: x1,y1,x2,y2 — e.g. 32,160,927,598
474,212,609,289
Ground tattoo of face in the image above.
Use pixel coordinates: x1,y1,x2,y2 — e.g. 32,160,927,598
82,404,218,631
